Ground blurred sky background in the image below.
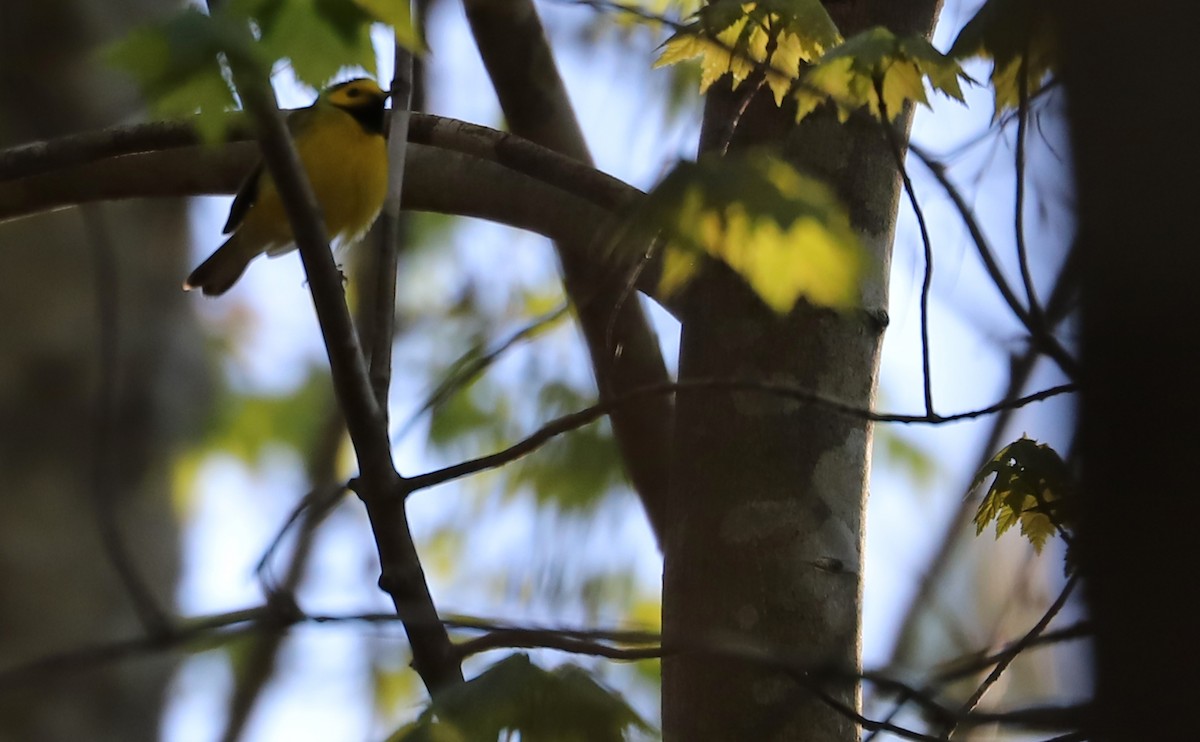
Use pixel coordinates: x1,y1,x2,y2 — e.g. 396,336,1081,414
161,1,1085,739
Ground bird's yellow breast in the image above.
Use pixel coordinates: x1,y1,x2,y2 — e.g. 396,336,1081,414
243,104,388,253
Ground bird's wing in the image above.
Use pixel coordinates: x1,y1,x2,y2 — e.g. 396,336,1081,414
222,164,261,234
221,106,317,235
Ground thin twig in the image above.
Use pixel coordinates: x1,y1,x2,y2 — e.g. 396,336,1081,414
368,39,415,414
943,575,1080,739
0,600,1086,739
402,379,1077,496
80,204,168,637
909,144,1079,380
0,606,268,692
917,80,1061,166
1013,52,1045,331
874,75,936,416
870,245,1081,739
393,303,571,442
454,630,662,662
933,621,1091,684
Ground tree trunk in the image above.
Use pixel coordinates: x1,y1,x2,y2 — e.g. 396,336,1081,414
1063,1,1199,738
0,1,202,738
662,2,941,739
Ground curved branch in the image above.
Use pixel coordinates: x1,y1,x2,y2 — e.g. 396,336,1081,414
909,144,1079,379
0,117,670,313
875,79,936,417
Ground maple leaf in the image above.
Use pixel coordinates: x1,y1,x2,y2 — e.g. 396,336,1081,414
794,26,969,123
949,0,1056,115
655,0,841,104
971,436,1073,554
108,0,424,135
639,153,864,313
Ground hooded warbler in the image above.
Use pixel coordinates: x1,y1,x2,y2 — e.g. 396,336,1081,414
184,78,390,296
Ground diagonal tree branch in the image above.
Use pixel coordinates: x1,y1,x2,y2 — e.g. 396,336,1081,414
215,42,461,695
463,0,673,543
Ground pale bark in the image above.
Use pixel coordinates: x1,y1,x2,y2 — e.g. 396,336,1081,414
662,2,942,739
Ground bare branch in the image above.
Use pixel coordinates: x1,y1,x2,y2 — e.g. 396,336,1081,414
909,144,1079,379
393,303,571,442
367,39,416,413
875,78,936,417
403,379,1078,496
933,621,1091,684
455,630,662,662
218,47,461,695
1013,54,1045,330
944,575,1080,739
0,600,1087,740
464,0,674,544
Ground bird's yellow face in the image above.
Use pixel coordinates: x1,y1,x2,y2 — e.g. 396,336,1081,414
322,78,389,135
324,78,389,110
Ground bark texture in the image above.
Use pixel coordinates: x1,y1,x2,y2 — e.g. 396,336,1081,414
662,2,941,739
0,1,201,738
464,0,674,541
1063,1,1199,738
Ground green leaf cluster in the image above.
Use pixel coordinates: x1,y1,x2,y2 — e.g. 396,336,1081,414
655,0,841,105
641,152,864,313
202,364,334,463
389,654,651,742
106,0,421,139
508,383,625,511
654,1,967,122
949,0,1056,115
420,308,625,514
972,436,1073,553
794,27,967,122
105,8,246,141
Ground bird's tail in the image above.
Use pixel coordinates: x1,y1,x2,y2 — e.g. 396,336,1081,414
183,235,253,296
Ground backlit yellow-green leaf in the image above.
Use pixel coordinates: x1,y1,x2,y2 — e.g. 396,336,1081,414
654,0,842,103
372,658,421,720
642,153,864,313
352,0,424,51
154,68,240,143
971,436,1073,554
795,26,970,122
202,365,334,463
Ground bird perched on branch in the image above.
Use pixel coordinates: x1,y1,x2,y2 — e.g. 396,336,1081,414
184,78,390,296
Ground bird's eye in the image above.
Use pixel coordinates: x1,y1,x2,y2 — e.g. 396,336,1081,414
346,87,361,98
